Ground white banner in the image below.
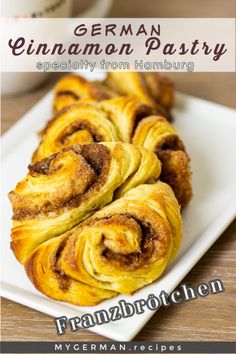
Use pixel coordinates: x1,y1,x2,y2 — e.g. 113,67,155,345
1,18,235,72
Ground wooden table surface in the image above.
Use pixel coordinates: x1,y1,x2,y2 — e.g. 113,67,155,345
2,0,236,343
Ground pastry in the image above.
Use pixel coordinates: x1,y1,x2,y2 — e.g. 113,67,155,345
100,97,192,206
32,101,119,162
36,90,192,205
9,142,161,264
53,74,117,114
105,72,174,119
8,72,190,306
25,181,181,306
132,115,192,206
53,72,174,120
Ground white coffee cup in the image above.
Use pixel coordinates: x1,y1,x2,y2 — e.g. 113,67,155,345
2,0,71,18
2,0,113,94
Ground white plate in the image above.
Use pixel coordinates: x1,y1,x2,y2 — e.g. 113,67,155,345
1,73,236,341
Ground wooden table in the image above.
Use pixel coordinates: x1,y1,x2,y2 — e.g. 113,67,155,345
2,0,236,342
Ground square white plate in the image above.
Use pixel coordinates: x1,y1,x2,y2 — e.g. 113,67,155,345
1,73,236,341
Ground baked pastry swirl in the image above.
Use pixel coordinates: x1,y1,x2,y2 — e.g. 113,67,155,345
9,73,190,306
25,181,181,306
9,142,161,264
53,74,116,113
132,115,192,206
32,102,119,162
36,90,192,205
35,96,153,163
100,97,192,206
53,72,174,120
105,72,174,119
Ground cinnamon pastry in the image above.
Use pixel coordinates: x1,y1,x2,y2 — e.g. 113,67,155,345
53,73,173,120
132,116,192,206
25,181,182,306
142,72,174,111
100,97,192,206
99,96,154,143
32,102,119,162
9,73,191,306
104,72,174,119
53,74,117,113
36,92,192,205
9,142,161,264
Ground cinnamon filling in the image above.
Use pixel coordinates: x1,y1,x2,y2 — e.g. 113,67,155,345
52,239,71,291
101,215,160,270
60,122,103,144
89,83,113,101
42,104,78,135
57,90,80,100
13,144,111,219
29,153,60,175
155,134,184,153
131,104,154,137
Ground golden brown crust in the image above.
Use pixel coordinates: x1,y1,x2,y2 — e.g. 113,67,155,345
53,74,117,113
104,72,173,120
132,116,192,206
53,73,173,120
158,150,193,207
141,72,174,111
9,73,192,307
32,102,119,162
38,89,192,206
99,96,154,142
9,142,161,264
25,233,116,305
24,181,181,305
